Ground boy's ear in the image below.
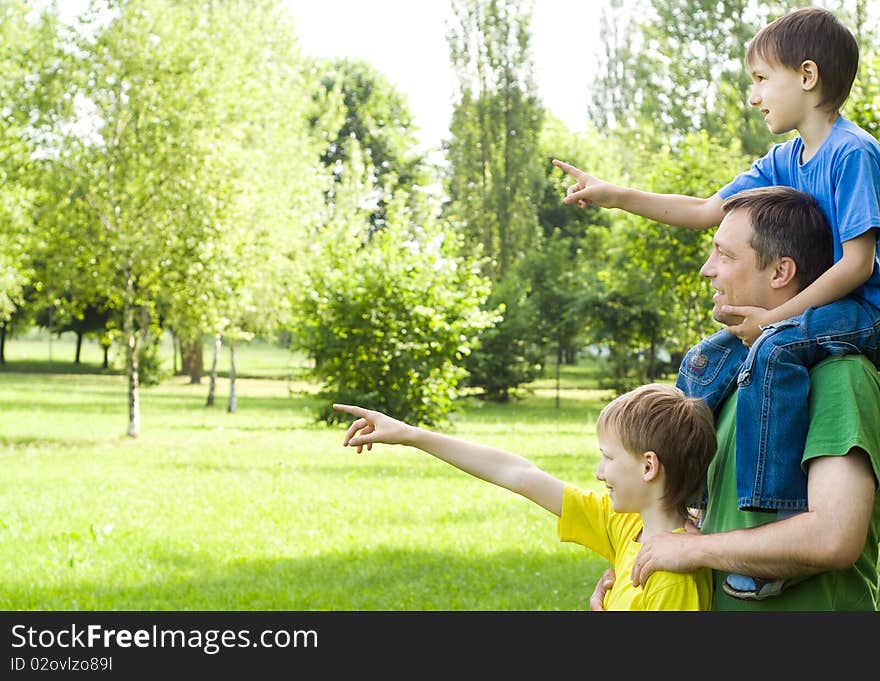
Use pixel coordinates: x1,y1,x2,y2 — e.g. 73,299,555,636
770,256,798,289
800,60,819,92
643,451,661,482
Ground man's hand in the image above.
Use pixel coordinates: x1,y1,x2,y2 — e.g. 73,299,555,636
551,159,619,210
721,304,772,346
631,530,702,588
589,568,615,611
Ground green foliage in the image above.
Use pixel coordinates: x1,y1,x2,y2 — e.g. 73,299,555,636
2,0,323,433
571,130,751,390
308,58,427,234
519,232,592,370
294,184,496,426
134,334,170,386
0,0,49,324
847,50,880,139
591,0,788,156
297,68,477,426
464,270,543,401
445,0,545,281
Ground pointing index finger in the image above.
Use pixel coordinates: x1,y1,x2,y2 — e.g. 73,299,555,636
551,159,578,175
332,403,368,418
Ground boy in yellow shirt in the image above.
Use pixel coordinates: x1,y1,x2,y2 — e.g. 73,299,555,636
333,383,716,610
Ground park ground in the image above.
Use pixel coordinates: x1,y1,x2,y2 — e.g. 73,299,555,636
1,331,617,610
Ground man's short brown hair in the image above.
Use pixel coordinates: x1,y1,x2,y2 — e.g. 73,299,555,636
722,186,833,293
596,383,716,515
746,7,859,114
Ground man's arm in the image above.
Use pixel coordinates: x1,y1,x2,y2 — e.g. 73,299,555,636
630,449,876,586
333,403,565,516
552,159,725,230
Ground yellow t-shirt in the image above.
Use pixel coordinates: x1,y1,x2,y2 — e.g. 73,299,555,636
557,485,713,611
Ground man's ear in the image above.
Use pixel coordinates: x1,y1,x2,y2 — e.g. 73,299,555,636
770,256,798,289
643,451,661,482
801,59,819,92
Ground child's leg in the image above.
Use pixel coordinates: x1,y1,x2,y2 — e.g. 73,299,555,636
734,298,880,513
675,329,748,415
724,298,880,600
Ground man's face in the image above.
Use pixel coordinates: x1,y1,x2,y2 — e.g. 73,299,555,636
700,208,775,325
748,55,812,135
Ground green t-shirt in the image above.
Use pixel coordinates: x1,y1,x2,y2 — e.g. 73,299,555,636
702,355,880,611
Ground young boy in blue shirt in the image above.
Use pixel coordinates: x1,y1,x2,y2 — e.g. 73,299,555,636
553,7,880,600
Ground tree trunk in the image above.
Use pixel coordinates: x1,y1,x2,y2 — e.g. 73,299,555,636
125,302,140,438
227,342,237,413
206,334,221,407
101,342,110,369
180,335,204,384
172,330,179,375
555,344,562,410
0,321,6,364
74,332,83,364
47,308,53,364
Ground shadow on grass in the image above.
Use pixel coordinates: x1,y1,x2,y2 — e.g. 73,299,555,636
0,360,115,375
161,460,477,482
4,546,608,611
0,361,299,382
0,396,126,415
0,435,106,449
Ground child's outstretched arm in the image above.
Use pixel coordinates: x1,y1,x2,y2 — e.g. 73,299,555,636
332,403,565,516
552,159,725,230
723,231,876,344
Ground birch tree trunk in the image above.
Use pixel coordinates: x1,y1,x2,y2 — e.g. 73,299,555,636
206,334,221,407
227,342,237,413
124,273,140,437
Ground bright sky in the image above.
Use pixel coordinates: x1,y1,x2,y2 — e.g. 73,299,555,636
286,0,607,152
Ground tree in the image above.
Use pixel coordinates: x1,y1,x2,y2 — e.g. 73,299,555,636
591,0,791,156
462,268,542,402
581,129,751,389
533,114,618,378
0,0,53,340
442,0,548,399
22,0,313,435
308,58,427,235
294,141,496,426
444,0,545,280
520,232,591,404
35,299,112,365
162,3,322,408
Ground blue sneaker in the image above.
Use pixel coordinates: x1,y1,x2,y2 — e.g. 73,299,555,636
723,574,791,600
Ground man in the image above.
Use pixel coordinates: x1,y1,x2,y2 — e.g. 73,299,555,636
594,186,880,610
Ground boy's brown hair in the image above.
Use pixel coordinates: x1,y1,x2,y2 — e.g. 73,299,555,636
596,383,716,515
746,7,859,114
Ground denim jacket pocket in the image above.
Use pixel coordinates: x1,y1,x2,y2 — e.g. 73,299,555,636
679,336,734,387
816,338,861,355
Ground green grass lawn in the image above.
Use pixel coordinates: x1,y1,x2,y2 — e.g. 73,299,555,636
0,333,617,610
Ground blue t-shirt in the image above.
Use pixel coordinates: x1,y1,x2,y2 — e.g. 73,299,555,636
719,116,880,309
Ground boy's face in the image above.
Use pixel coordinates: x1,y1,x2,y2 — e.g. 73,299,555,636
748,55,813,135
595,429,649,514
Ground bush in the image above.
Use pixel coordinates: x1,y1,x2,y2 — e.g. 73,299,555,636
294,217,497,426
